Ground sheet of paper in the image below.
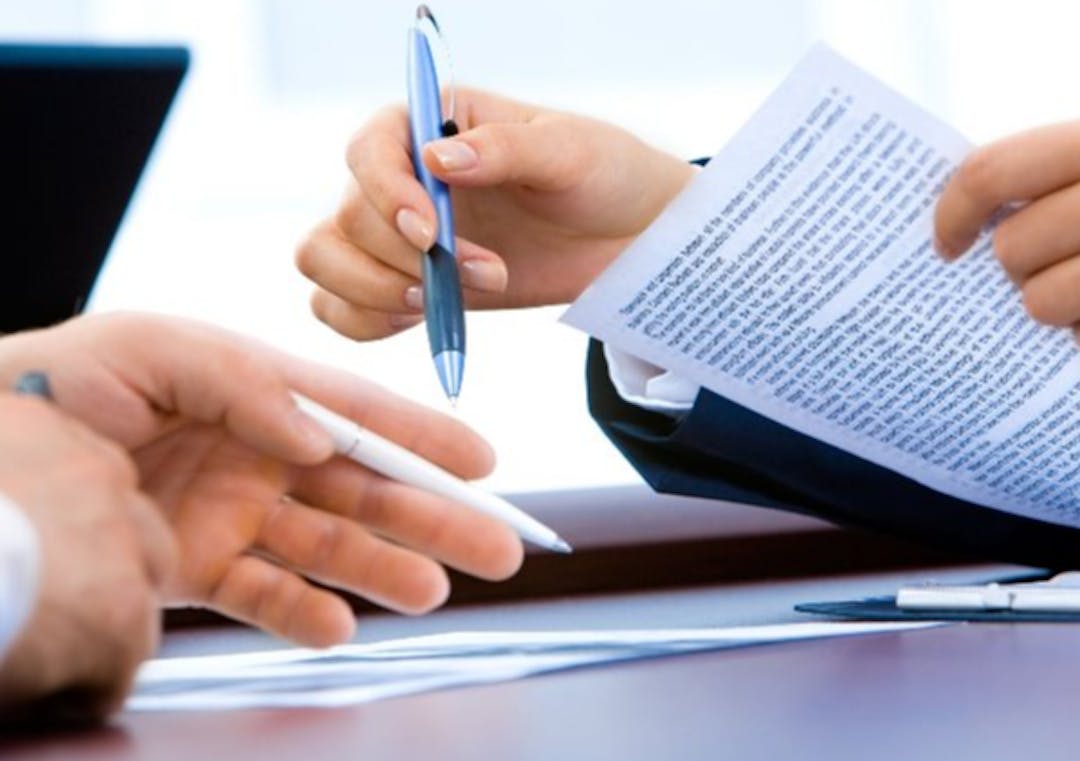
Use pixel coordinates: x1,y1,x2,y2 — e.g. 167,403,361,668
128,621,934,711
564,45,1080,528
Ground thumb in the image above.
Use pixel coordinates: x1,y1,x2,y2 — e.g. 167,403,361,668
422,121,581,191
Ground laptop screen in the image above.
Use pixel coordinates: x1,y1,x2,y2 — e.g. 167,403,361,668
0,44,188,333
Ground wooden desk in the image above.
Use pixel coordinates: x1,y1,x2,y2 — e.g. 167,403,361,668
5,565,1068,761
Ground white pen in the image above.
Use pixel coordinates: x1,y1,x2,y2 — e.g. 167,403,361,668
292,393,572,554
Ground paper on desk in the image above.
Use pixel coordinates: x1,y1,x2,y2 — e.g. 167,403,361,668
564,45,1080,528
128,621,935,711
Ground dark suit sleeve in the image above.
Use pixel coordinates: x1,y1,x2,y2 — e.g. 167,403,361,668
586,339,1080,568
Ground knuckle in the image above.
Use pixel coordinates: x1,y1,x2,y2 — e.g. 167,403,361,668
310,291,385,341
478,124,508,158
309,520,345,574
344,127,370,173
88,442,138,491
345,105,401,173
955,147,1004,206
294,234,324,281
1022,284,1064,326
363,165,397,215
97,311,160,347
333,184,367,242
991,224,1025,279
349,475,385,522
229,353,281,406
418,508,453,556
309,289,332,324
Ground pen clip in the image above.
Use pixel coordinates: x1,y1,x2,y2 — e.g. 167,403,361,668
415,5,456,133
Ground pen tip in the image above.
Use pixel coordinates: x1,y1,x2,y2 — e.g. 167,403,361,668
448,395,458,408
551,538,574,554
416,4,434,22
433,349,464,404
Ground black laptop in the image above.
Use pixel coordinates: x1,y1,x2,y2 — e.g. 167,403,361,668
0,44,188,332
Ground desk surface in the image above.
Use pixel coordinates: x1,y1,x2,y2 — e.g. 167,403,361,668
5,565,1071,761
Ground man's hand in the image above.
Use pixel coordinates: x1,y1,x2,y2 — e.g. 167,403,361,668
934,120,1080,338
0,313,523,648
297,88,695,340
0,395,176,722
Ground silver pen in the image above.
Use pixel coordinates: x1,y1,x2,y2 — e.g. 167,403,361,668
293,393,572,553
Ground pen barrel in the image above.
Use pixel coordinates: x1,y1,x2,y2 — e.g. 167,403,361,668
423,242,465,355
353,426,557,545
407,26,456,252
291,393,563,549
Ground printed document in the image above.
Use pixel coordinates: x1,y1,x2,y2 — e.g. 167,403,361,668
564,46,1080,527
128,621,932,711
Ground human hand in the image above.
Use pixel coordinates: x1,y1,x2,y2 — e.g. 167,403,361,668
0,395,176,723
0,313,523,648
934,121,1080,337
297,88,695,340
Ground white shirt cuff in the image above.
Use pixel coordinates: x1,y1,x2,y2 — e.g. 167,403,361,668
603,344,699,414
0,493,39,662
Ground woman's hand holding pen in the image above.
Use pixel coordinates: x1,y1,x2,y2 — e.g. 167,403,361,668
935,120,1080,339
297,87,695,341
0,313,523,648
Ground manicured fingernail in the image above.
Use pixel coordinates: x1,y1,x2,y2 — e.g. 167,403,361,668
389,313,424,329
404,285,423,311
460,259,507,292
291,408,334,457
429,139,478,172
396,208,434,251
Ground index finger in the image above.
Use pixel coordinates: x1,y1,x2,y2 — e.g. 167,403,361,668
453,86,539,131
935,121,1080,258
342,105,438,252
267,348,496,480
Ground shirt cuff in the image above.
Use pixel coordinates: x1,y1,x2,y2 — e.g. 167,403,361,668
603,344,699,415
0,493,39,662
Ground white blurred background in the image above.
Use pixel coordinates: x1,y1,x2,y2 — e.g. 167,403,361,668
3,0,1079,496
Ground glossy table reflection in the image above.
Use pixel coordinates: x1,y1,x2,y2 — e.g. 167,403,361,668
6,564,1073,761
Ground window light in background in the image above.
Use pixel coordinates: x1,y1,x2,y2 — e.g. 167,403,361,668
4,0,1079,497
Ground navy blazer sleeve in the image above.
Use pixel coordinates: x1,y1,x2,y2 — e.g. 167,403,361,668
586,339,1080,568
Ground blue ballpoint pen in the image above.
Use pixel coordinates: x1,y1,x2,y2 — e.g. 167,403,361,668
408,6,466,404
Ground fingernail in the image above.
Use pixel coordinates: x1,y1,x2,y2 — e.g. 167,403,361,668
389,313,424,329
460,259,507,292
291,408,334,458
429,139,478,172
396,208,434,251
404,285,423,311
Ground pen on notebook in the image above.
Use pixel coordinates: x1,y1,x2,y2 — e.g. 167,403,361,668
407,5,466,404
293,393,572,554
